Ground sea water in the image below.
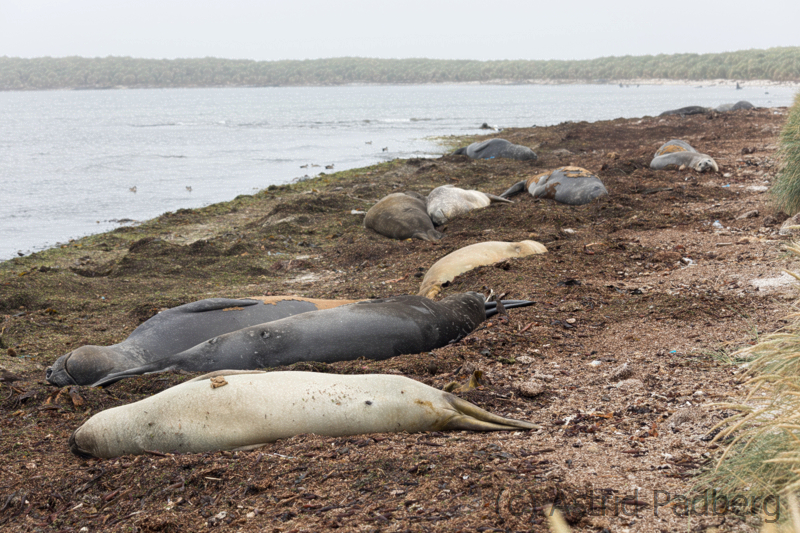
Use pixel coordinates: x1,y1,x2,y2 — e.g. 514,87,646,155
0,83,795,260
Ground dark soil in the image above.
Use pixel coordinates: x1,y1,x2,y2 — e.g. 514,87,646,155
0,106,795,532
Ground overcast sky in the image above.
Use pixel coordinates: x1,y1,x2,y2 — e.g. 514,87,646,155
2,0,799,61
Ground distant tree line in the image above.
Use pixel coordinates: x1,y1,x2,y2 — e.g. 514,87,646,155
1,47,799,90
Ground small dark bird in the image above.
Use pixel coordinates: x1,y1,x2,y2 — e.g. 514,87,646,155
382,147,388,152
325,164,334,169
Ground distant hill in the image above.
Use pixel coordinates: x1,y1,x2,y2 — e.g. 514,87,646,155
1,47,799,90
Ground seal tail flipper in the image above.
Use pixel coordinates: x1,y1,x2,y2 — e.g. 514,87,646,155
499,180,526,199
485,193,514,204
442,394,540,431
484,300,535,318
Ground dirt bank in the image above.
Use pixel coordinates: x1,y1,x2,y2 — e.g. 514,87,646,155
0,106,795,532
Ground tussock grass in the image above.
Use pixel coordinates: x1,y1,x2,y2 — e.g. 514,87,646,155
771,92,800,215
705,242,800,524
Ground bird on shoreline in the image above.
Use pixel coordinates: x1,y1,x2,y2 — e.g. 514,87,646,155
186,186,192,192
129,186,137,193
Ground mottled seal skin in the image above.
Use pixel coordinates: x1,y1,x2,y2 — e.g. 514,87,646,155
650,152,719,172
46,297,359,388
659,106,710,117
500,166,608,206
88,293,489,387
364,193,443,241
69,371,539,458
453,138,538,161
426,185,513,225
654,139,697,157
714,101,755,112
419,241,547,299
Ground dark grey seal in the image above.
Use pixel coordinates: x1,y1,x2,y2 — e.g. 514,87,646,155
46,297,359,388
86,293,533,387
659,106,709,117
714,101,755,112
364,192,443,241
453,138,537,161
500,166,608,205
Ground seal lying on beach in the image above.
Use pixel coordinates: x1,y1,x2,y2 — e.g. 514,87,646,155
453,138,538,161
500,166,608,206
364,192,443,241
419,241,547,299
426,185,513,225
69,371,539,458
659,106,709,117
46,296,358,388
654,139,697,157
85,292,531,387
650,141,718,172
714,101,754,112
650,152,719,172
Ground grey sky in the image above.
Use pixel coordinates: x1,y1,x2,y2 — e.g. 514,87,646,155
2,0,799,61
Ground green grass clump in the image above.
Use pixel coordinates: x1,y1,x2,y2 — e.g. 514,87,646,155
771,92,800,215
700,242,800,521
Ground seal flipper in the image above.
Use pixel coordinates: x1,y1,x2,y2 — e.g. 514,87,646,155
499,180,527,199
485,193,514,204
89,359,178,387
441,394,539,431
484,300,534,318
179,298,261,313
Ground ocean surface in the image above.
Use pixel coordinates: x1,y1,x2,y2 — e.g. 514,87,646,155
1,83,796,260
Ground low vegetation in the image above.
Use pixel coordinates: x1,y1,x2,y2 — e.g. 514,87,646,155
703,242,800,526
1,47,799,90
772,93,800,214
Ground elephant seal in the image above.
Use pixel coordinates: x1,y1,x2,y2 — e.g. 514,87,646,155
500,166,608,206
88,292,501,387
419,241,547,299
364,193,443,241
714,101,755,112
426,185,513,225
650,152,718,172
453,138,538,161
659,106,709,117
654,139,697,157
46,296,358,388
69,371,539,458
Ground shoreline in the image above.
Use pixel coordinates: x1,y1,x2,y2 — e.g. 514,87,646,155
2,78,799,92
